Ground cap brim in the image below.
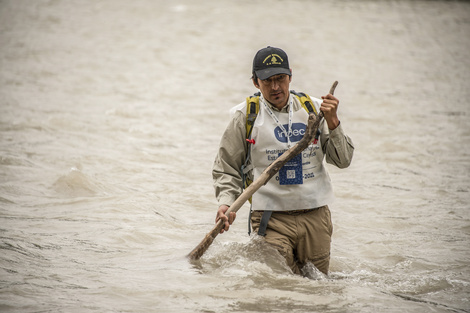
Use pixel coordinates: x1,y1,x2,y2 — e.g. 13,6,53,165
255,67,291,80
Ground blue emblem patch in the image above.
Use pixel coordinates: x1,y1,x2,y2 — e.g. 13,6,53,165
274,122,306,143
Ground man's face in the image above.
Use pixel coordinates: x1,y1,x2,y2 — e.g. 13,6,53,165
255,73,292,109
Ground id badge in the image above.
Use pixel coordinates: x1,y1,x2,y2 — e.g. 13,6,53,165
278,153,303,185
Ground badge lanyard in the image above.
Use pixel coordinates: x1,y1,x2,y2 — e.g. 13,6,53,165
261,96,294,148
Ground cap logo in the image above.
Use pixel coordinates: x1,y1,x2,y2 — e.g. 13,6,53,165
263,54,283,66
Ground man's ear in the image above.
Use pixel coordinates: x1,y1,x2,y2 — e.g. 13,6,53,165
252,78,260,89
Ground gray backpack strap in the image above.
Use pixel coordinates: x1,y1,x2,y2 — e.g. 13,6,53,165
248,206,252,236
258,211,273,236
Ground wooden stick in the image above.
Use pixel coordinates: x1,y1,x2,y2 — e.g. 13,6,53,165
187,81,339,260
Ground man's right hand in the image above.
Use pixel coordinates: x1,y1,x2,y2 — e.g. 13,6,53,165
215,205,236,234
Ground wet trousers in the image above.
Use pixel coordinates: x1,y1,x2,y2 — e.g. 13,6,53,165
250,205,333,275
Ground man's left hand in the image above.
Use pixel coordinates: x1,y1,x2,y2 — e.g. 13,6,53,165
321,94,340,130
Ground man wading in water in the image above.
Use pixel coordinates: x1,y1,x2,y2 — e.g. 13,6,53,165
212,46,354,275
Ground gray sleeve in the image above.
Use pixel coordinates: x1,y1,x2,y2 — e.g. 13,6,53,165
321,122,354,168
212,111,248,206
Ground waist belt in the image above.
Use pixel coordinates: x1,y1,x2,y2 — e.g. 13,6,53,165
256,208,318,216
276,208,318,215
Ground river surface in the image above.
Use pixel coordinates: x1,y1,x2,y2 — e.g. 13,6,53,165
1,0,469,312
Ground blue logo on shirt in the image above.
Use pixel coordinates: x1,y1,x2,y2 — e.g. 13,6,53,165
274,122,306,143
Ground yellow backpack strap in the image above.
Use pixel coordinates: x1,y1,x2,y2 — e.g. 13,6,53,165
291,90,322,143
242,92,260,196
290,90,318,115
245,92,260,139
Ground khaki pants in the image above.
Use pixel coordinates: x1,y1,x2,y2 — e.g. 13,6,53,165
250,205,333,275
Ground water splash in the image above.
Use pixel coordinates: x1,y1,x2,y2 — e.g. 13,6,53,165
52,166,100,197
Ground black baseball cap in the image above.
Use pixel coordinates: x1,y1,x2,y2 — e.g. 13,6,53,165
252,46,291,80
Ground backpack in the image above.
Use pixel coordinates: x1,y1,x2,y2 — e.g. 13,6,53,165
241,90,319,189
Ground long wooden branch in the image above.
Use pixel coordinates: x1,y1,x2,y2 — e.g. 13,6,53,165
187,81,338,261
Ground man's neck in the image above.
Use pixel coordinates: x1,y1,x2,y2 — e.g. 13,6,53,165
268,99,289,112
